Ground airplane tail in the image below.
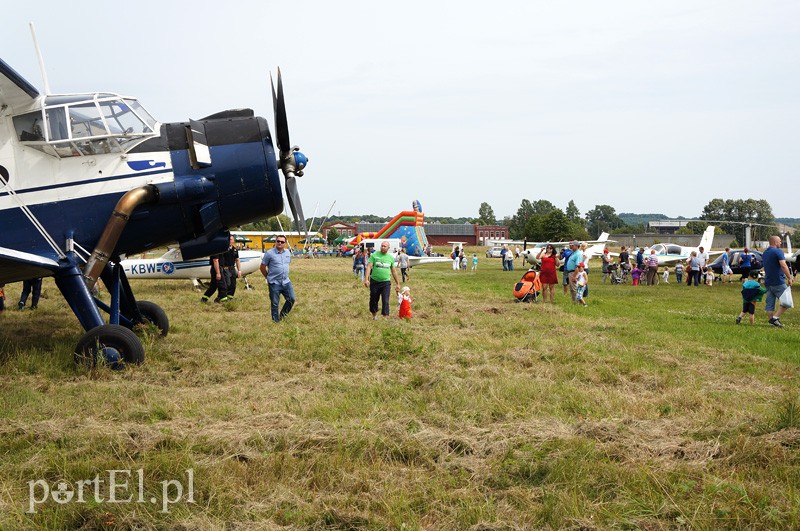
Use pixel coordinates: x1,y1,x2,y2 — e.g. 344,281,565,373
699,225,715,250
347,200,429,256
583,232,609,266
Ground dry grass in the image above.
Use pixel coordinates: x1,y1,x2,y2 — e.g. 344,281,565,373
1,250,798,529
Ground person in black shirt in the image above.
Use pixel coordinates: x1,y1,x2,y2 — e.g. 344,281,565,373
223,235,241,298
201,253,228,303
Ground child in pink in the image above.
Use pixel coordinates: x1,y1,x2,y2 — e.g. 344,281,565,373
631,266,642,286
398,286,413,319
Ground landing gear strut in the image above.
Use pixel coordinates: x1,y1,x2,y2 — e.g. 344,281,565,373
55,252,168,368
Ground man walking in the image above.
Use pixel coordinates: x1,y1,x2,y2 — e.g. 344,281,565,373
565,241,584,303
224,234,241,299
365,240,401,319
260,235,295,322
201,252,228,303
762,235,793,328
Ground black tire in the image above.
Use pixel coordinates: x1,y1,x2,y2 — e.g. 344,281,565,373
135,301,169,337
75,324,145,368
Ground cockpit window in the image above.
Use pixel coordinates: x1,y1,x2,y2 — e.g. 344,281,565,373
13,93,159,158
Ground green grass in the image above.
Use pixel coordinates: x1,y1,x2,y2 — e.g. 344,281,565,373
1,251,798,529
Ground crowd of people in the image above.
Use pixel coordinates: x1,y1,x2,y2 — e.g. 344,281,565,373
2,234,794,328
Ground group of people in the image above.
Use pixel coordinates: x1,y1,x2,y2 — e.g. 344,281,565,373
499,245,519,271
529,240,590,305
451,246,478,272
4,234,791,329
363,241,412,320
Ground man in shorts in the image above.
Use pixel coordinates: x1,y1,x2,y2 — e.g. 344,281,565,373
762,235,794,328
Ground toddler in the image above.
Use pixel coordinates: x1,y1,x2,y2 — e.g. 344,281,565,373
737,271,766,324
662,266,669,284
398,286,413,319
705,267,714,286
471,253,478,272
631,266,642,286
575,263,588,306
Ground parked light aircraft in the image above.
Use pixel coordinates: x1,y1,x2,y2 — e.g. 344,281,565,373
0,38,308,367
624,226,721,266
519,233,611,269
121,248,263,289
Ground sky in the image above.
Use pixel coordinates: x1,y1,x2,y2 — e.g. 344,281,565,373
4,1,798,220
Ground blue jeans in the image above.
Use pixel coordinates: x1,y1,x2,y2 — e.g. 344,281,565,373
268,281,295,322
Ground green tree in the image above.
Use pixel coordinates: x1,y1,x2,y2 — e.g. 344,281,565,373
241,213,294,232
700,198,775,242
585,204,624,238
326,228,340,244
565,200,581,221
477,202,497,226
509,200,535,240
530,199,558,217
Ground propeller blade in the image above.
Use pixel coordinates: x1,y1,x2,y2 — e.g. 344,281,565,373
285,175,307,233
270,68,290,154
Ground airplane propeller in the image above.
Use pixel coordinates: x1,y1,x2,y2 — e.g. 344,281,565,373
271,68,308,233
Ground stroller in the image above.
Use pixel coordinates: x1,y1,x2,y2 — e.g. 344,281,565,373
513,268,541,303
607,263,628,284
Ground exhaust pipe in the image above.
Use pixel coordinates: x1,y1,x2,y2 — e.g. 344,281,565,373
83,186,157,290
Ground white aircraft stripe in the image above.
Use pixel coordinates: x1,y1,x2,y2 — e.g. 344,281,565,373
0,171,174,210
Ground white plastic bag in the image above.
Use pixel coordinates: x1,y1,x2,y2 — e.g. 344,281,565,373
779,286,794,309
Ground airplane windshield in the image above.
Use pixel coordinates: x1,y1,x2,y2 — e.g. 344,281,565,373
13,93,158,158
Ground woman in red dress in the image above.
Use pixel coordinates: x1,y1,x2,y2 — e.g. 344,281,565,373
536,244,560,303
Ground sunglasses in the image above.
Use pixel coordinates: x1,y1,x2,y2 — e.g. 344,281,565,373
276,240,286,244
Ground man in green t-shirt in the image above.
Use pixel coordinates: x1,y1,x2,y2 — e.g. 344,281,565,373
365,241,401,319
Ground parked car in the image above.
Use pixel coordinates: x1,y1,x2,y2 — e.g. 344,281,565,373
486,247,504,258
709,249,763,277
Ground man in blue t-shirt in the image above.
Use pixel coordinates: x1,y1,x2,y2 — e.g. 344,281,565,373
565,241,584,304
260,235,295,322
762,235,794,328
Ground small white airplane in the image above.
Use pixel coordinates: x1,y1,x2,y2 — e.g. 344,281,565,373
121,248,263,289
623,226,721,266
519,233,611,268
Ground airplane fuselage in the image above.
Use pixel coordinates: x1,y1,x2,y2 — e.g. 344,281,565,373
121,250,262,280
1,97,283,284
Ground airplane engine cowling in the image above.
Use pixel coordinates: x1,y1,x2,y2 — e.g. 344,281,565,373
178,232,230,261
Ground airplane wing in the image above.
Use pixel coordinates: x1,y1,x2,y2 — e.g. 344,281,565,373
407,256,453,267
0,58,40,110
0,247,60,284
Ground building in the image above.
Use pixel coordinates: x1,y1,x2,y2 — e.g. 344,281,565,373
320,221,357,240
648,220,690,234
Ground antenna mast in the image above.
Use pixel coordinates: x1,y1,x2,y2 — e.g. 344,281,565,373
29,22,51,95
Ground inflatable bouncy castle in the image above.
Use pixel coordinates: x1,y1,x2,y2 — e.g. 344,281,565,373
347,200,430,256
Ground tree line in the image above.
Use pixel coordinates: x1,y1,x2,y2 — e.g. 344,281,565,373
477,198,782,243
236,198,785,246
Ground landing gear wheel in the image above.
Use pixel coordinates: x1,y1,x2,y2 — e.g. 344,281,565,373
75,324,144,369
135,300,169,337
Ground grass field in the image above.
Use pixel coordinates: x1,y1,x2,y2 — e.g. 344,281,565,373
1,250,798,529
